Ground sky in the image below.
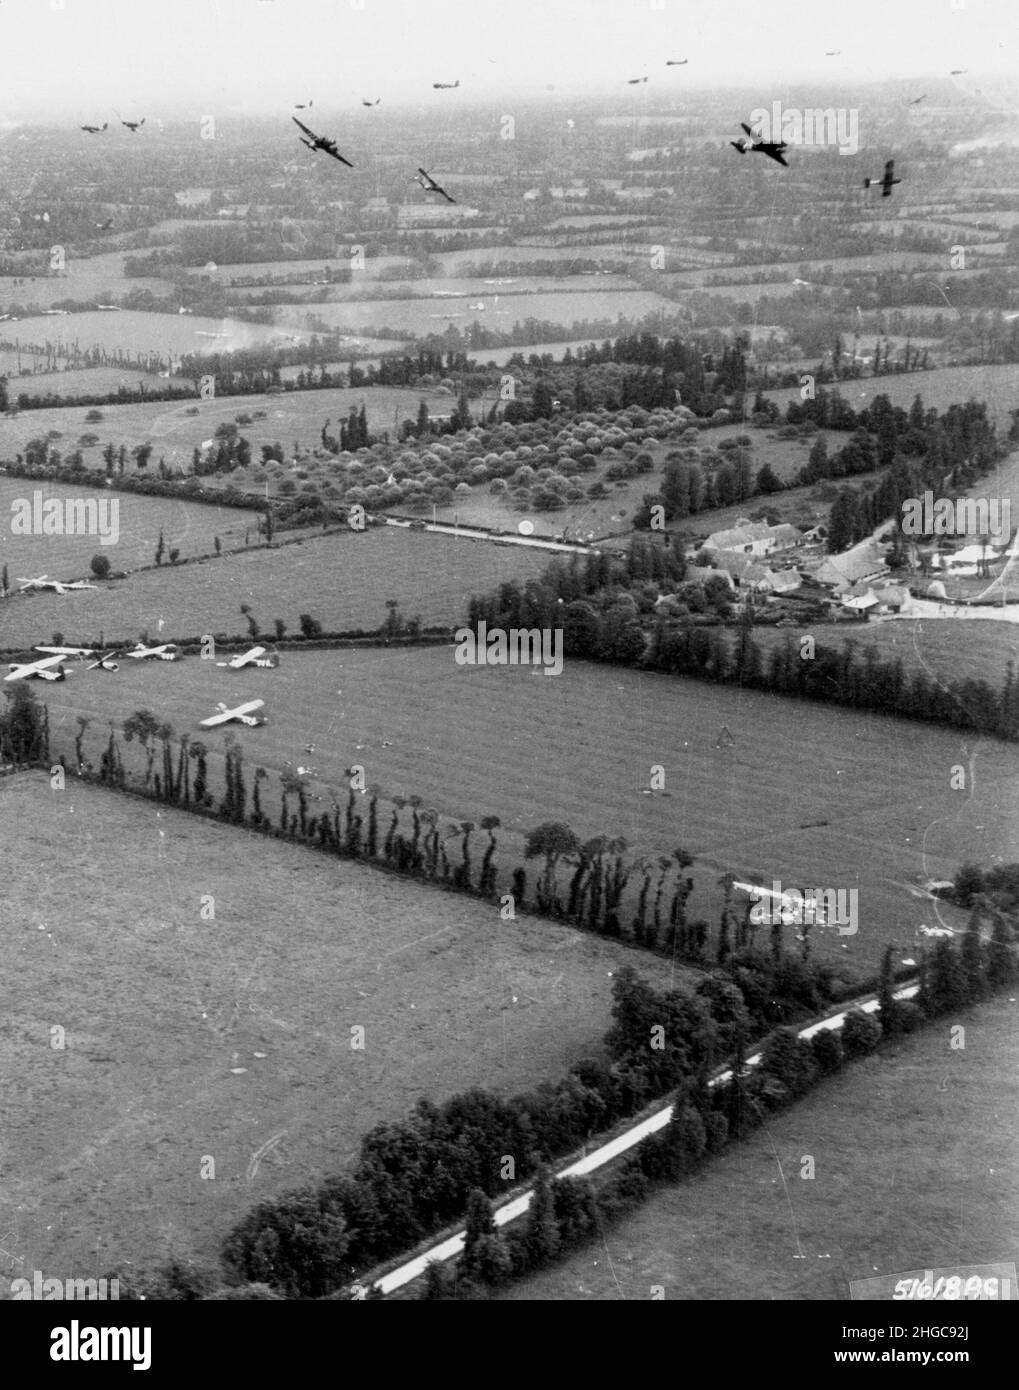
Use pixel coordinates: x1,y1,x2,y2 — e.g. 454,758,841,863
0,0,1016,119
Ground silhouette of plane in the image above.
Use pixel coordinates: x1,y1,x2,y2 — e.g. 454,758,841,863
730,121,788,167
294,100,313,109
863,159,901,197
81,122,107,133
666,59,688,66
292,116,354,167
362,97,381,106
950,68,967,75
413,167,455,203
433,79,460,89
95,218,114,230
121,117,145,132
627,76,649,84
908,94,927,106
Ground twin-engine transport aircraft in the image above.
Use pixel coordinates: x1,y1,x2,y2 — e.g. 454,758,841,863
215,646,279,670
81,122,108,133
863,159,901,197
730,121,789,166
200,699,266,728
5,654,69,682
16,575,97,594
413,168,456,203
124,642,183,661
291,116,354,166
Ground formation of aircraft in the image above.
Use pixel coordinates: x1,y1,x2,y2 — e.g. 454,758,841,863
81,122,107,133
730,121,789,166
413,167,455,203
215,645,280,670
124,641,183,661
16,575,96,595
292,115,354,167
864,159,901,197
200,699,266,728
5,654,68,682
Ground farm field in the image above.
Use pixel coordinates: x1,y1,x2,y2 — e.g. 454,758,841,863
0,250,168,307
31,644,1012,979
0,476,269,575
497,994,1019,1300
0,771,683,1281
764,363,1019,431
276,275,640,302
270,290,675,336
2,310,304,360
0,363,169,398
0,525,551,648
0,384,462,474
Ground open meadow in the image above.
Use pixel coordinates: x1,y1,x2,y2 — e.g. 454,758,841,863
0,771,684,1281
2,309,305,361
497,994,1019,1300
0,526,551,647
763,363,1019,431
30,644,1012,980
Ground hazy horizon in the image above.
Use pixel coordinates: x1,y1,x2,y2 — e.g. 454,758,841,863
0,0,1015,121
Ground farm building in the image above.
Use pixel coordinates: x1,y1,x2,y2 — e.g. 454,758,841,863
810,539,889,593
703,520,803,558
712,553,801,594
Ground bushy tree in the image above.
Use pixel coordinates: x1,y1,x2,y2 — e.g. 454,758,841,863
840,1008,881,1059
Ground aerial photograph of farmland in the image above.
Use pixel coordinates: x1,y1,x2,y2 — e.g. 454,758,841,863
1,0,1016,1365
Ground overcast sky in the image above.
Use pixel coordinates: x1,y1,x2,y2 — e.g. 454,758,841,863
0,0,1016,119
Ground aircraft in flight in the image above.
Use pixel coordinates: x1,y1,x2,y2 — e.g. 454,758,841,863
863,159,901,197
5,654,69,682
200,699,266,728
123,641,183,661
81,122,108,133
292,116,354,167
95,218,114,231
120,117,145,132
362,97,381,106
433,79,460,89
627,76,649,85
730,121,789,167
413,168,455,203
294,99,313,109
908,94,927,106
666,59,688,66
16,575,96,595
215,645,280,670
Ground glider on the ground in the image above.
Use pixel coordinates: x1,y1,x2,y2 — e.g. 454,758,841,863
5,654,69,682
86,650,120,672
199,699,266,728
863,159,901,197
215,645,279,670
124,641,183,661
16,575,96,594
730,121,789,166
291,115,354,166
413,167,455,203
81,122,108,133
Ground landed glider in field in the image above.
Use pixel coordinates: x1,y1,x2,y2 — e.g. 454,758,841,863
200,699,266,728
124,642,183,661
5,654,69,682
216,645,279,670
16,575,96,595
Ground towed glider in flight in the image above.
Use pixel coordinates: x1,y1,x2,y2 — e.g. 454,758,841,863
863,159,901,197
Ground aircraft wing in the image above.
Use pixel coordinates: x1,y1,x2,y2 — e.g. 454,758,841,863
199,709,234,726
233,700,265,717
5,654,67,680
292,115,316,139
773,151,789,167
325,147,354,167
740,122,757,138
35,645,94,656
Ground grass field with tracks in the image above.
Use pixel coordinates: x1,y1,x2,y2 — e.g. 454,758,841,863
31,644,1011,979
0,526,549,649
0,771,684,1284
497,994,1019,1300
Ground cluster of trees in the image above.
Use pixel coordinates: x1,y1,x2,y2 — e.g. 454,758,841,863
0,684,49,765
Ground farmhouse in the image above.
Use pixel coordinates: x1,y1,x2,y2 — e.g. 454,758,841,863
711,553,800,594
703,520,803,558
811,539,889,593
